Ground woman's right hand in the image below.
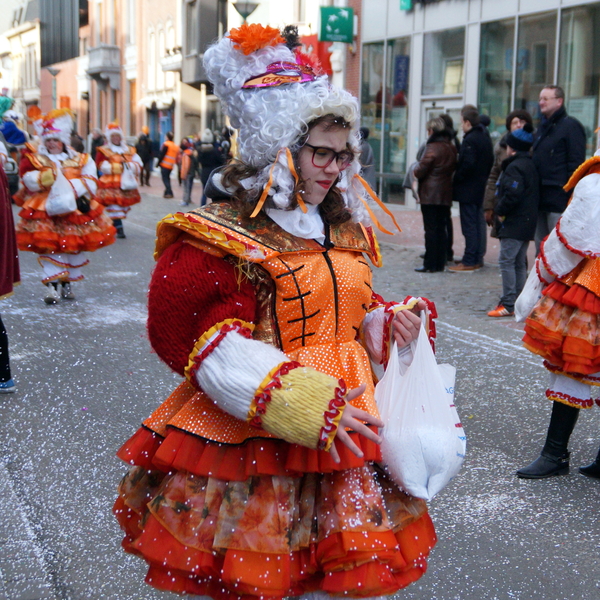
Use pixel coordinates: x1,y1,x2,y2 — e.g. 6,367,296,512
329,384,384,464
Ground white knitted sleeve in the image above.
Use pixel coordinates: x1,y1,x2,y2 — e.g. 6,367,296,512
541,228,583,279
22,169,43,192
195,330,289,420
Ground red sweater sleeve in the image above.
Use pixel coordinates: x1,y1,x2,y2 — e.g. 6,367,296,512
147,240,258,376
18,152,38,177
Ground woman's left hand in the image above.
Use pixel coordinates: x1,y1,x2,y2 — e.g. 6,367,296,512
391,299,427,348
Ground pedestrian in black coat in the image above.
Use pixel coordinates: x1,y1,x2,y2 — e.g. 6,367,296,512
449,106,494,271
136,127,154,186
488,124,539,318
532,85,586,252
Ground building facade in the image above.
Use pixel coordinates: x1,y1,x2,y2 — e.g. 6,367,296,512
2,1,41,130
361,0,600,206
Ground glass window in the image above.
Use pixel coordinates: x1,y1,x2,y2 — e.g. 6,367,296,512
383,36,410,182
360,42,385,179
422,28,465,96
515,11,557,120
479,19,515,139
559,5,600,158
186,1,198,55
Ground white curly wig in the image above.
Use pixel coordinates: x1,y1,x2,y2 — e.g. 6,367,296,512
203,27,385,225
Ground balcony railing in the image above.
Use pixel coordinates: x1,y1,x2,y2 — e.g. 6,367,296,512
86,44,121,90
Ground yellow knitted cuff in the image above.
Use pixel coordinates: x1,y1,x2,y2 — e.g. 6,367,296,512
250,366,347,451
184,318,255,386
39,168,55,189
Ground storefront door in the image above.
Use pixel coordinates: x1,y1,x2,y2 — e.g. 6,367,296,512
420,99,464,147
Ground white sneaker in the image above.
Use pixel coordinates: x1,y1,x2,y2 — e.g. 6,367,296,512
61,282,76,300
44,284,60,304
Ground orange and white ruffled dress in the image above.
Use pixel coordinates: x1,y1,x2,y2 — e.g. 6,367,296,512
14,143,115,282
95,144,143,220
522,156,600,408
114,203,437,599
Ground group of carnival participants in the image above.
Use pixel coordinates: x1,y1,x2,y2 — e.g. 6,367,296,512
1,19,598,600
12,110,143,304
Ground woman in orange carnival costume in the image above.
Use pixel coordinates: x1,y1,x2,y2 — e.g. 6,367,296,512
113,25,438,599
14,109,115,304
516,152,600,479
95,122,143,239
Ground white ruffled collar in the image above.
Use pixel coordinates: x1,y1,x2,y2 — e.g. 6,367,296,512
266,202,325,243
108,143,129,154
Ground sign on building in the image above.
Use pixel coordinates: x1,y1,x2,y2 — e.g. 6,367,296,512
319,7,354,44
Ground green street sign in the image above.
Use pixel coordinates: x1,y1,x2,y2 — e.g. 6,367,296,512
400,0,413,9
319,7,354,44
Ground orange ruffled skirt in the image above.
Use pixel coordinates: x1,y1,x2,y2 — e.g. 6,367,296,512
16,201,116,255
114,426,436,599
524,279,600,376
96,175,141,208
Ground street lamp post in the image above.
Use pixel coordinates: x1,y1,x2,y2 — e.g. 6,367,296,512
46,67,61,110
233,2,259,23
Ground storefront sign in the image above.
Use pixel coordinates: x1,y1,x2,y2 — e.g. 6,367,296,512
319,7,354,44
394,55,410,94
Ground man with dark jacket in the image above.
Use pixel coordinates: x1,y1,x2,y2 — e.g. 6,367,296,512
449,105,494,272
488,124,539,317
532,85,586,254
136,126,154,186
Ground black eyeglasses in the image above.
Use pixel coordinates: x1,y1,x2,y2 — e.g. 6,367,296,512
303,143,354,170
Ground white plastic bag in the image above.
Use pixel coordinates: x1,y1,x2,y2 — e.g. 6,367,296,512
45,168,77,216
375,317,466,501
120,162,138,190
514,265,544,323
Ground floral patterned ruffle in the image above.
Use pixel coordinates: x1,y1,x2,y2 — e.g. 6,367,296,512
114,461,435,600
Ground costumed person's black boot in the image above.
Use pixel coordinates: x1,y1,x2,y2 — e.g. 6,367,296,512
113,218,126,239
517,401,579,479
579,447,600,479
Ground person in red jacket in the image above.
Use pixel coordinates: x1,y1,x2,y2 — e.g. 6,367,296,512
113,24,439,599
95,122,143,238
14,109,115,303
0,143,19,392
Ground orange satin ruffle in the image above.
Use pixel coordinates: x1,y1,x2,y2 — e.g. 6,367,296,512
114,427,436,599
117,425,383,479
95,185,141,207
524,283,600,375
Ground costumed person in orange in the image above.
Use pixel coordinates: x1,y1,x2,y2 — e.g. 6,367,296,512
113,25,439,599
14,109,116,304
0,140,19,393
516,151,600,479
95,122,143,239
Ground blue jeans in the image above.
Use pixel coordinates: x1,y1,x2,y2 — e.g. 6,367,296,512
499,238,529,311
161,167,173,196
534,211,561,255
459,203,484,266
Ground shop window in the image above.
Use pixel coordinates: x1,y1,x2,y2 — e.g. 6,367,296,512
422,27,465,96
478,18,515,139
559,4,600,157
383,36,410,198
360,42,384,181
515,11,556,120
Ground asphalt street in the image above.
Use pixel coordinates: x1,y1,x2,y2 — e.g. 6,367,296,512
1,183,599,600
